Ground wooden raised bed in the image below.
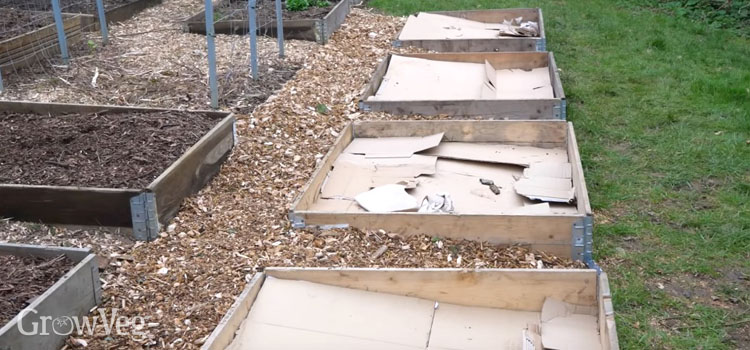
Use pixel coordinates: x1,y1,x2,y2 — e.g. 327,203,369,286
289,120,593,261
0,14,83,75
0,243,101,350
182,0,351,44
0,101,236,241
360,52,566,120
394,8,547,52
77,0,163,29
201,268,619,350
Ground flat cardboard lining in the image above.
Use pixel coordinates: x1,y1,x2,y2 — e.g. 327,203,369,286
368,55,553,101
312,136,576,215
226,277,602,350
398,12,539,40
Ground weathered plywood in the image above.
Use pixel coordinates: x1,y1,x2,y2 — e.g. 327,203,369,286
395,8,545,52
0,244,101,350
359,52,566,119
183,0,350,44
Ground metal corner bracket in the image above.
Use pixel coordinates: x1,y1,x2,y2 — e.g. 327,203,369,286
536,38,546,52
572,215,599,272
288,211,305,228
130,192,159,242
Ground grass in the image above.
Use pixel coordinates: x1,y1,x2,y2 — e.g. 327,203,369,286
367,0,750,348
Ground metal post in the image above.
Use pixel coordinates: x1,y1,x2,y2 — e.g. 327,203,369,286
204,0,219,109
0,68,4,92
95,0,109,45
248,0,259,79
50,0,70,64
275,0,284,58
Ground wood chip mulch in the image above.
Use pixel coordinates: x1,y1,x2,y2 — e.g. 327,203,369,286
0,3,585,349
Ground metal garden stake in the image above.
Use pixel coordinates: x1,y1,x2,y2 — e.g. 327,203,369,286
204,0,219,108
275,0,285,58
50,0,70,64
248,0,259,79
95,0,109,45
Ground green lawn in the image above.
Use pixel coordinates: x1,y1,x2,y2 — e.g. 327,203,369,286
367,0,750,348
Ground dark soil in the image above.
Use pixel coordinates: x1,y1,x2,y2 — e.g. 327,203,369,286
0,110,220,188
0,0,133,14
0,254,75,326
216,0,340,23
0,9,54,41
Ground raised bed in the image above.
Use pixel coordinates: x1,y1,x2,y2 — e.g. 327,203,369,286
201,268,619,350
0,12,83,74
0,0,163,28
0,243,101,350
394,8,546,52
182,0,351,44
78,0,163,29
0,101,236,241
289,120,593,261
360,52,566,119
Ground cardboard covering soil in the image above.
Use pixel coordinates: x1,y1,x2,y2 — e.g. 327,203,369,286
369,55,553,101
398,12,539,40
226,277,602,350
315,133,576,215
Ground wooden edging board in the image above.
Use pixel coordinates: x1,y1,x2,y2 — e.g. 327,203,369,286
182,0,351,44
359,51,567,119
0,14,83,74
393,8,547,52
288,120,593,260
0,243,101,350
201,268,620,350
0,101,236,241
77,0,164,30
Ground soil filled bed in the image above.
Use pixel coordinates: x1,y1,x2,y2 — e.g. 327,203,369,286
0,0,134,14
0,254,75,326
0,9,54,41
215,0,340,22
0,110,219,188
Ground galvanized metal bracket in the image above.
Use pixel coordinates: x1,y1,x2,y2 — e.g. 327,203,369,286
130,192,159,241
553,99,567,120
288,211,306,228
572,215,596,269
392,40,403,48
536,38,546,52
359,101,371,112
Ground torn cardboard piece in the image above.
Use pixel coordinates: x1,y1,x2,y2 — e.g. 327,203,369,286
540,298,601,350
345,133,443,158
494,67,554,100
524,162,573,178
429,303,539,350
420,142,568,167
320,154,437,199
354,184,419,212
514,177,575,203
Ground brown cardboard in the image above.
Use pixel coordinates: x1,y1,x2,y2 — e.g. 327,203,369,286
345,133,444,158
541,298,601,350
421,142,568,167
428,303,540,350
398,12,539,40
320,154,437,198
514,177,575,203
354,184,420,212
523,162,573,178
495,68,554,99
230,277,435,349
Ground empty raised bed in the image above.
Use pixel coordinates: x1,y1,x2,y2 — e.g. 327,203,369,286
0,10,83,74
360,52,566,119
289,120,593,261
0,243,101,350
394,8,546,52
0,101,236,241
201,268,619,350
183,0,350,44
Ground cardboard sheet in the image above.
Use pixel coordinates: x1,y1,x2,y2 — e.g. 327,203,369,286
493,67,554,100
399,13,503,40
540,299,601,350
524,162,573,178
345,133,443,158
354,184,419,212
514,177,575,203
320,154,437,199
428,303,540,350
420,142,568,167
229,277,435,350
370,55,486,101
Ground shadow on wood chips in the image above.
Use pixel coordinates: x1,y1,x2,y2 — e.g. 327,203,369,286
0,254,75,326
